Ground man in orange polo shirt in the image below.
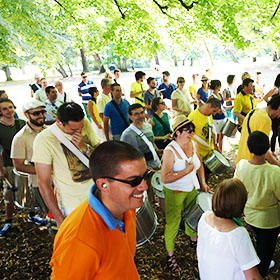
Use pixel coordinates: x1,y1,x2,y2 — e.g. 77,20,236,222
50,141,148,279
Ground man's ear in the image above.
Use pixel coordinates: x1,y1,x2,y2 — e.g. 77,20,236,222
96,178,109,193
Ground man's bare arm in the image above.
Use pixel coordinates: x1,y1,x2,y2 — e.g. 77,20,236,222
35,162,65,228
13,158,36,174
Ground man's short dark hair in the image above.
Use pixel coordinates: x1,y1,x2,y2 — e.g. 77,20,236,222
227,75,235,85
147,77,155,84
151,97,161,112
110,83,120,91
267,94,280,110
57,102,84,125
209,80,221,90
0,98,16,108
212,178,247,219
0,90,6,98
242,78,254,88
45,86,55,94
135,71,146,81
89,141,144,181
247,131,269,156
162,71,170,76
114,69,120,74
206,98,221,109
81,72,86,76
274,74,280,88
128,103,144,115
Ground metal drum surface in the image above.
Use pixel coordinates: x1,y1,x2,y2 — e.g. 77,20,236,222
222,118,238,137
184,192,213,232
136,192,157,247
13,169,33,209
151,171,164,199
204,150,230,175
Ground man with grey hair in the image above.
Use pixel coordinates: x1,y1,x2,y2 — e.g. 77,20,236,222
55,81,72,103
97,78,112,120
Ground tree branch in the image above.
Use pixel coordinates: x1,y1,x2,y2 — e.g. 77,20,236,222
53,0,77,21
113,0,125,19
178,0,198,11
152,0,177,20
271,0,280,20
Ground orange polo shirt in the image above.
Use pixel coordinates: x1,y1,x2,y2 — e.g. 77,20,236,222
50,186,139,280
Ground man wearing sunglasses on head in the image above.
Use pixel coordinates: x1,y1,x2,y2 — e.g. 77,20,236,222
11,100,48,227
50,141,147,280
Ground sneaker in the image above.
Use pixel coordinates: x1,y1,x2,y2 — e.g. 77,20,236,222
0,223,12,236
269,260,275,270
28,215,46,225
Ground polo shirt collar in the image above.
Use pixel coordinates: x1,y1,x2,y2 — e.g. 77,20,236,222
88,184,125,233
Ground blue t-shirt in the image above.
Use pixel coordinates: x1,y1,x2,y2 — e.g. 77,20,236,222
197,87,208,104
104,99,130,135
143,90,159,115
158,83,176,99
78,80,95,103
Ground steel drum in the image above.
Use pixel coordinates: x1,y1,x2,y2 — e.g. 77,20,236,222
184,192,213,232
151,171,165,210
136,191,157,247
12,168,33,209
204,150,230,175
222,118,238,137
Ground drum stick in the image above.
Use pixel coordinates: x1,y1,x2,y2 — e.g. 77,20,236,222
4,177,13,189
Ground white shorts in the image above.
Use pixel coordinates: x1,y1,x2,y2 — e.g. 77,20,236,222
213,118,226,134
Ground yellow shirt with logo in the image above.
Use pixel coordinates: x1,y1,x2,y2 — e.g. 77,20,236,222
32,119,100,209
188,109,214,160
130,81,146,106
234,92,256,125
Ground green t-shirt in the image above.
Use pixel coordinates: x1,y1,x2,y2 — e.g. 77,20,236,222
0,119,26,166
149,113,171,136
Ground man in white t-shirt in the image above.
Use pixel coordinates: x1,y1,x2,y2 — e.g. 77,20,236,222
55,81,72,103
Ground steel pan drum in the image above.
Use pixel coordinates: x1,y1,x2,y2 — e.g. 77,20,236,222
184,192,213,232
151,171,164,198
136,192,157,247
222,118,238,137
13,168,33,209
204,150,230,175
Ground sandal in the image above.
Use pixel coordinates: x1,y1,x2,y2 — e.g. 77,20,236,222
167,255,182,273
190,239,197,248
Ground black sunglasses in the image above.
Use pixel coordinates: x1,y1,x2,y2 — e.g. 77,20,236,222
182,128,195,133
159,102,165,105
178,81,185,83
82,76,87,78
103,169,151,188
28,110,46,116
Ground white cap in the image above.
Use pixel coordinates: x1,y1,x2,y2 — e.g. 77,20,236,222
23,99,45,112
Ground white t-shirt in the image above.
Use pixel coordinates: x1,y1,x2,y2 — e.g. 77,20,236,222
197,212,260,280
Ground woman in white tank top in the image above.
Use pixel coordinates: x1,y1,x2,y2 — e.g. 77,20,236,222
161,115,210,273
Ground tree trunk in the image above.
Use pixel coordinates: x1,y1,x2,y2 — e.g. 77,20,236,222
174,55,178,67
224,46,239,63
121,57,128,72
56,63,68,78
155,53,160,65
80,48,89,72
182,58,185,66
253,57,257,63
99,65,106,74
204,41,214,66
67,63,73,77
190,57,193,67
2,66,12,81
117,57,122,69
93,53,103,71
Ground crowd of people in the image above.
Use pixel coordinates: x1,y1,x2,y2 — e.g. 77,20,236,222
0,68,280,279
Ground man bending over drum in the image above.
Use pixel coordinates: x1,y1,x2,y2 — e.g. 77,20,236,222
161,116,209,273
50,141,147,279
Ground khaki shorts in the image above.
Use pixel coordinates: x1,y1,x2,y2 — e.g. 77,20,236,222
3,166,15,204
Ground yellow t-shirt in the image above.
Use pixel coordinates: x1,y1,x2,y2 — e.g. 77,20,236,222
171,89,192,116
188,109,214,160
235,109,271,164
235,160,280,229
97,93,111,114
32,119,100,209
234,92,256,125
130,81,145,106
189,82,199,95
88,100,102,124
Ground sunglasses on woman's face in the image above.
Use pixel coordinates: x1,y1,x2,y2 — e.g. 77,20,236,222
182,128,195,134
178,81,185,83
102,169,152,188
159,102,165,105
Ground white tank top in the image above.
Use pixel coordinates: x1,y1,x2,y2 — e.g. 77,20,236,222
164,140,201,192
